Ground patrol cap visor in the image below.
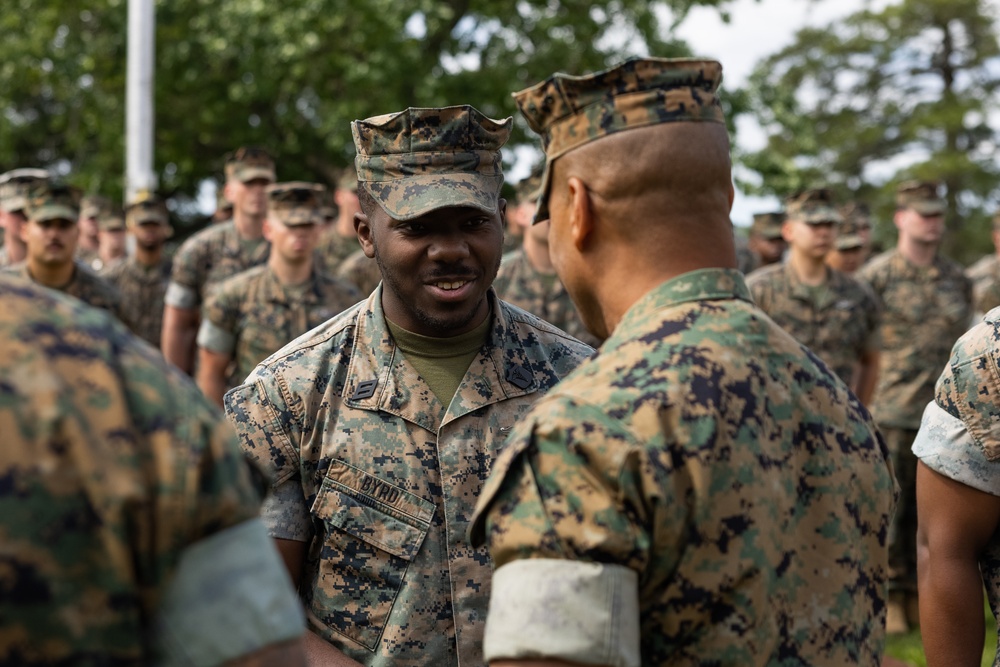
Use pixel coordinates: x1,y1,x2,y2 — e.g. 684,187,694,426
235,166,277,183
835,234,864,250
31,205,78,223
362,173,504,222
1,195,28,213
910,199,946,216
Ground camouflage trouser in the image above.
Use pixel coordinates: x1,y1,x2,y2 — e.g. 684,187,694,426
881,425,918,594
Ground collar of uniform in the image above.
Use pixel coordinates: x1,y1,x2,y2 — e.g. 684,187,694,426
889,247,944,280
344,286,540,432
605,268,752,347
260,265,321,305
220,221,271,265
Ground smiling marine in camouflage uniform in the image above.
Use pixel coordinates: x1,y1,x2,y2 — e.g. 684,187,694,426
224,105,593,666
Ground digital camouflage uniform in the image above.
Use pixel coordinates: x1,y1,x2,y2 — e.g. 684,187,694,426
200,264,359,384
315,232,361,274
3,261,124,321
748,262,880,385
494,248,601,347
76,194,109,271
912,307,1000,664
967,253,1000,317
0,168,49,269
857,196,973,595
102,257,171,347
336,246,382,296
0,274,303,665
747,190,880,388
165,147,276,311
471,58,897,667
224,105,594,666
226,288,592,666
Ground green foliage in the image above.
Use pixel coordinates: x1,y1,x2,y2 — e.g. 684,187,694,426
740,0,1000,262
0,0,740,228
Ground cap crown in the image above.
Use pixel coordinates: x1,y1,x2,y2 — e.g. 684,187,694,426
352,105,512,221
25,182,81,222
785,188,842,224
225,146,276,183
266,181,324,225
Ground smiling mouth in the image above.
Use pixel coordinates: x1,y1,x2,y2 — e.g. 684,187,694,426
433,280,470,291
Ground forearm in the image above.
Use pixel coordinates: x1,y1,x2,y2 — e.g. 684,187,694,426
303,630,364,667
918,548,984,666
162,305,198,373
197,367,229,409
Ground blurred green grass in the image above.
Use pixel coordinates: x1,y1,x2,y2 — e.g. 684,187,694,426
884,602,996,666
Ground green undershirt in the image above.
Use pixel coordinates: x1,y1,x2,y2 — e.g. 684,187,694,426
386,315,491,407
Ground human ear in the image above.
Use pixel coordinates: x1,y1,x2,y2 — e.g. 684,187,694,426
566,176,594,252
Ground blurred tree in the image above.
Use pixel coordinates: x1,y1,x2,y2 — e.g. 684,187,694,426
740,0,1000,261
0,0,744,230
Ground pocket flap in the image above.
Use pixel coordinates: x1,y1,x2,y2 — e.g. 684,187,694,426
312,462,433,561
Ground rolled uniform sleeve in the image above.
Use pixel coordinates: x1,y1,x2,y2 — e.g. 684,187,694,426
913,401,1000,496
197,289,238,355
471,398,661,667
165,281,198,309
166,237,205,309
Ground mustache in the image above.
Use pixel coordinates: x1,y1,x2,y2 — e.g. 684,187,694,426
424,266,478,281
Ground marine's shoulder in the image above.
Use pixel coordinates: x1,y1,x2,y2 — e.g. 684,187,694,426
744,261,785,286
176,221,235,254
251,299,365,377
855,249,896,279
498,299,595,363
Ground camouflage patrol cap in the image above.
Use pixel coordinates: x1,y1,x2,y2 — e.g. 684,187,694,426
751,212,785,240
125,193,170,227
515,167,543,205
513,57,724,223
25,181,81,223
785,188,842,225
98,204,126,232
224,146,276,184
352,105,512,221
266,181,325,227
318,187,338,221
896,180,945,216
216,186,233,214
834,219,865,250
80,194,111,220
0,168,50,213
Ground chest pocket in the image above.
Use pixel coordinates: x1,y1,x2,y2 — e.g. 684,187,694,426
309,461,434,651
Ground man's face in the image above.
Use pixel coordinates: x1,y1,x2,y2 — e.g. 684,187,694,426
133,221,169,251
783,219,836,260
78,213,99,241
508,201,537,233
359,202,504,337
99,229,127,260
226,177,271,218
752,235,786,263
0,209,27,244
827,246,864,274
21,217,79,266
264,216,320,264
895,207,945,245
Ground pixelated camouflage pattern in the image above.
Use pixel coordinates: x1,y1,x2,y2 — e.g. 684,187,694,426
967,254,1000,315
785,188,842,225
4,261,125,324
102,255,172,348
734,232,761,274
934,307,1000,462
896,180,945,216
315,232,361,274
0,168,49,213
97,203,126,232
0,274,265,665
352,106,511,221
493,249,602,348
169,220,270,307
835,217,866,250
125,196,169,227
751,212,785,240
203,265,360,384
80,194,111,220
25,182,80,223
857,248,972,428
224,146,276,183
266,181,325,226
514,58,723,221
335,247,382,296
747,263,880,386
224,288,593,667
471,268,896,666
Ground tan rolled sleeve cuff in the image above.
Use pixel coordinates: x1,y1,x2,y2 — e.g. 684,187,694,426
484,559,640,667
165,281,198,309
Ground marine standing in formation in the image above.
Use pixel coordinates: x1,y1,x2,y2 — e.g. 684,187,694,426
101,194,174,348
0,168,48,268
747,188,881,403
3,180,125,321
825,204,870,275
856,179,973,634
196,181,359,407
162,146,275,372
224,105,593,666
470,56,896,666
